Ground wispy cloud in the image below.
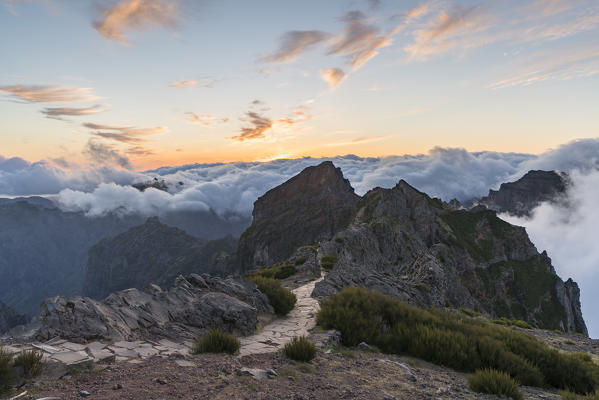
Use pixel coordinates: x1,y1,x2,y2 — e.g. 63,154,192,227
170,78,215,88
184,112,229,126
264,30,332,63
83,122,167,144
93,0,179,44
327,11,396,71
0,85,100,103
320,68,347,90
83,139,133,169
232,111,273,141
325,136,386,146
490,46,599,89
41,104,105,120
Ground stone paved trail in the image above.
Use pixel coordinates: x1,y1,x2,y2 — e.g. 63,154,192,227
239,277,323,356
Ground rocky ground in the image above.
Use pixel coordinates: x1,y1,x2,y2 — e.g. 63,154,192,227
13,347,562,400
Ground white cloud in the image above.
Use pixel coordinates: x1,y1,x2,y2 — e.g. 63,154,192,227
503,169,599,338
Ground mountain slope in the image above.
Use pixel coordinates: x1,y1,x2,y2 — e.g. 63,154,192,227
236,161,359,268
0,300,26,334
478,170,568,216
233,163,586,334
83,217,237,300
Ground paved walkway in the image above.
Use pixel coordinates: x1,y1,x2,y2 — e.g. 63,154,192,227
1,278,323,369
239,277,322,356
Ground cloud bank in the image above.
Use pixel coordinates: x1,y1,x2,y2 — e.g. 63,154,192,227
503,169,599,337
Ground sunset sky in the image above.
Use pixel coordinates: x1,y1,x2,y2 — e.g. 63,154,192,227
1,0,598,169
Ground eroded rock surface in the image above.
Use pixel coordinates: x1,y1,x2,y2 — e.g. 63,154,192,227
0,300,26,334
236,161,359,268
478,170,568,216
10,274,272,343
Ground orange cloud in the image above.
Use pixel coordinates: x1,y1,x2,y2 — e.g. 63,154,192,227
170,78,215,88
185,112,229,126
320,68,347,89
232,111,273,142
83,122,167,144
93,0,178,44
0,85,100,103
264,30,331,63
41,104,105,120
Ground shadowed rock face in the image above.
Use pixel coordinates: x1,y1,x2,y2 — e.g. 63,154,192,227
0,300,26,334
27,274,273,343
83,217,237,300
478,170,568,216
232,163,586,335
236,161,359,269
312,180,587,335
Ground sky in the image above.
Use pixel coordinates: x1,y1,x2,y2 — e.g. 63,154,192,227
1,0,599,169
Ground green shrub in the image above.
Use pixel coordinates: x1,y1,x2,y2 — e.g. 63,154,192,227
468,369,523,400
491,317,533,329
294,257,306,265
248,276,296,316
0,347,13,396
320,255,339,271
559,390,580,400
283,336,317,363
191,329,240,355
458,307,482,318
317,287,599,394
13,349,43,379
244,262,297,280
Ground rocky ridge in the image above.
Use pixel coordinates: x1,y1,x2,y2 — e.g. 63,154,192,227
236,161,359,269
478,170,568,216
236,163,585,334
6,274,272,343
83,217,237,300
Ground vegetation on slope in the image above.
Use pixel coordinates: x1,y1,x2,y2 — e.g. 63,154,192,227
244,262,297,280
191,329,240,355
317,287,599,394
468,369,523,400
246,276,296,316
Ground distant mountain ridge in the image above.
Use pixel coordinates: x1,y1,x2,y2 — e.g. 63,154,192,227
0,300,26,334
83,217,237,300
478,170,568,216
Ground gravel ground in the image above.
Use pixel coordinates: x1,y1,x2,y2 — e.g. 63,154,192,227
16,348,561,400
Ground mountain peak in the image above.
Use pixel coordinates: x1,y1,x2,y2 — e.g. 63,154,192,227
479,170,568,216
237,162,359,268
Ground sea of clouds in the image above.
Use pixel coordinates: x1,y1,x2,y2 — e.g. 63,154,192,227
2,138,599,336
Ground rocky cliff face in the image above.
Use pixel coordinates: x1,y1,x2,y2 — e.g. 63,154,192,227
236,161,359,268
311,180,587,334
478,170,568,216
83,217,237,300
0,301,26,334
27,274,272,342
235,163,586,334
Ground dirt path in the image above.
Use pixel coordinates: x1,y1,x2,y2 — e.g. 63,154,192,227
239,277,322,356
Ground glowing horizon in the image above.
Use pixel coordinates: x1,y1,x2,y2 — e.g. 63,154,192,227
1,0,598,170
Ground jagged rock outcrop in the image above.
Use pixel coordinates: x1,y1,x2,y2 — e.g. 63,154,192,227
311,179,587,334
83,217,237,300
28,274,273,342
478,170,568,216
234,163,585,334
236,161,359,268
0,300,26,334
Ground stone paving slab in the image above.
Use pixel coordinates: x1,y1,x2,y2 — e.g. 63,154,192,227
239,277,323,356
0,277,323,369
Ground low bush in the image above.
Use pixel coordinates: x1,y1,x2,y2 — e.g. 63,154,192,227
294,257,306,265
191,329,240,355
458,307,482,318
320,255,339,271
559,390,580,400
13,349,43,379
245,262,297,280
468,369,523,400
490,317,533,329
248,276,296,316
317,287,599,394
283,336,317,363
0,347,13,396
